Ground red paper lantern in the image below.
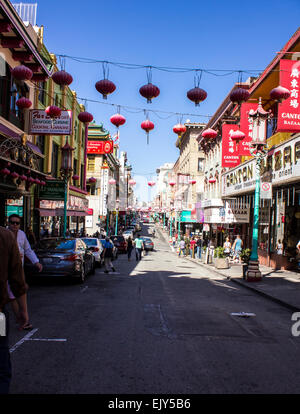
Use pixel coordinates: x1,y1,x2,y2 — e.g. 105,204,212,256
270,85,291,103
16,97,32,109
27,177,35,184
202,128,217,139
139,83,160,103
173,123,186,137
209,178,216,184
230,130,245,142
189,179,196,185
169,181,176,187
72,174,79,181
11,65,33,81
52,70,73,86
148,181,156,187
141,119,154,144
35,178,41,185
78,111,93,124
187,87,207,106
88,177,97,183
19,174,28,181
95,79,116,99
110,113,126,128
40,180,46,186
10,171,19,179
108,178,116,185
45,105,61,118
0,168,10,175
129,179,136,186
230,87,250,105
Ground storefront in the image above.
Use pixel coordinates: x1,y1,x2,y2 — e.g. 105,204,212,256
221,134,300,270
36,180,89,237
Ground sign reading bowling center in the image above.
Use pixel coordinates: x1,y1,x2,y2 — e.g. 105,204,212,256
277,59,300,133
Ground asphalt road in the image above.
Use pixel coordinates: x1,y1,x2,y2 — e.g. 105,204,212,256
8,223,300,394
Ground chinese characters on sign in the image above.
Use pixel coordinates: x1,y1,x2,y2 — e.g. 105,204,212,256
221,124,240,168
239,103,258,156
277,59,300,133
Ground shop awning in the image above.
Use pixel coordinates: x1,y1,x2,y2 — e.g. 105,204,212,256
36,208,89,217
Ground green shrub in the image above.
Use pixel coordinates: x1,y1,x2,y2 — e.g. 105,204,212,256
241,248,251,264
214,246,225,258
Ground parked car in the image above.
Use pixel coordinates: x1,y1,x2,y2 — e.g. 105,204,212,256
140,236,154,251
24,238,95,283
81,237,104,266
123,230,134,240
100,238,118,260
126,225,136,233
111,235,127,253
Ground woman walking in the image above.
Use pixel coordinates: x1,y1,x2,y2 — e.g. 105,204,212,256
127,236,133,261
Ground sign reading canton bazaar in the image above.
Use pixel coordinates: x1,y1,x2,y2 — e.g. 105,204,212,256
29,110,72,135
221,124,240,168
87,140,114,154
277,59,300,133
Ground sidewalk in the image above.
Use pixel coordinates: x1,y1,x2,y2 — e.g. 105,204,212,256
157,226,300,312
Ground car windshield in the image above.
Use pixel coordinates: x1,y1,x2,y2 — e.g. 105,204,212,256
81,238,97,246
142,238,151,242
37,239,75,251
111,236,125,242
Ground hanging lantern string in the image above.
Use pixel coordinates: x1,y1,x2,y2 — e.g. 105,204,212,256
146,66,152,84
32,82,280,122
102,61,109,79
56,54,281,76
194,70,203,88
59,55,66,71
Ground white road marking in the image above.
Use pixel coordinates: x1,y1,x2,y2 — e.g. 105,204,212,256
9,328,67,353
9,328,39,353
80,286,89,293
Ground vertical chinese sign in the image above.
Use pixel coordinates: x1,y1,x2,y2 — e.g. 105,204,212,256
239,103,258,155
277,59,300,133
221,124,240,168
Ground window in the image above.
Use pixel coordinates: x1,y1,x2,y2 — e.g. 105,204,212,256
88,157,95,172
198,158,204,172
9,78,28,129
38,81,46,105
51,142,59,177
36,135,45,171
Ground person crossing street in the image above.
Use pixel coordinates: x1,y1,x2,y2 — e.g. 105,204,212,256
134,234,144,261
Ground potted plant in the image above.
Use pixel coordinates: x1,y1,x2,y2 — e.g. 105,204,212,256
214,246,229,269
241,248,251,278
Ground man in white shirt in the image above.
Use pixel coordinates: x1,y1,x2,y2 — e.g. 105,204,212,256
7,214,42,330
8,214,42,271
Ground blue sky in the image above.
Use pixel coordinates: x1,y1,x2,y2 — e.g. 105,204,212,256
35,0,300,202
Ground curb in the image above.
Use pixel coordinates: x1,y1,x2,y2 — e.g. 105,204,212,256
158,228,300,313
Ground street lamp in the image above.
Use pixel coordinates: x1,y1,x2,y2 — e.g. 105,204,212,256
60,139,74,238
115,198,120,236
245,97,272,281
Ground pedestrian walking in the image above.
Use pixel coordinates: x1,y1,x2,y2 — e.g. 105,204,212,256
232,235,243,263
7,214,42,330
223,237,232,258
0,226,29,394
134,234,144,261
184,236,190,257
103,237,116,273
190,237,196,258
178,239,185,257
196,236,203,259
276,239,283,255
127,236,133,261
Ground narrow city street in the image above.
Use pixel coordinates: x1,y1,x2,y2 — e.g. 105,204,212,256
8,224,300,394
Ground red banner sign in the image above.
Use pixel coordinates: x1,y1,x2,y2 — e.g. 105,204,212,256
222,124,240,168
239,102,258,156
87,140,113,154
277,59,300,133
